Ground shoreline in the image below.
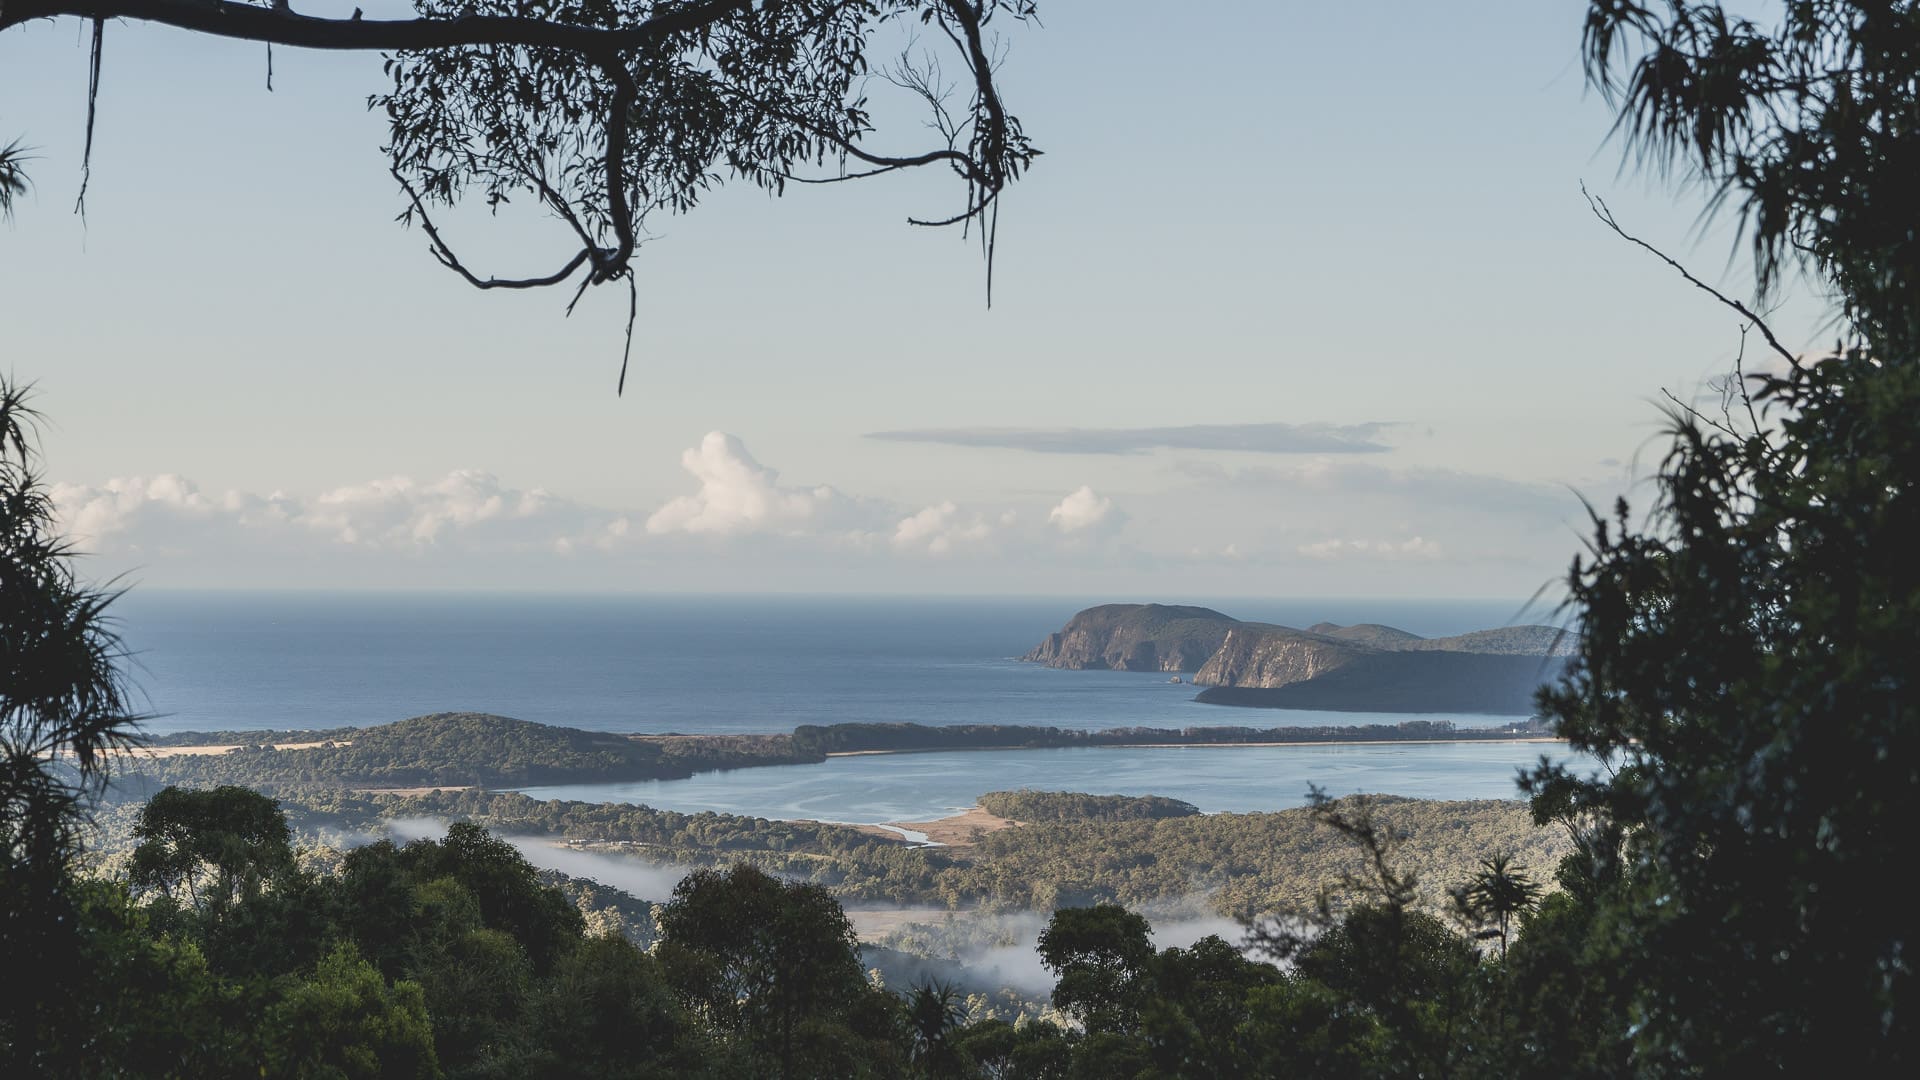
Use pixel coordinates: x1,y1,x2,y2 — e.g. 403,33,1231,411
825,735,1561,758
846,806,1019,848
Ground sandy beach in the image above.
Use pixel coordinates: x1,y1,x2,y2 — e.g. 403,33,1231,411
130,740,347,759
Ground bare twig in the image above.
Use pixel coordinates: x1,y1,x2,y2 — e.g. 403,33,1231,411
74,17,103,216
392,168,595,290
1584,183,1803,372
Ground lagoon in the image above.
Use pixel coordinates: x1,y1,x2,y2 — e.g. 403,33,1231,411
515,740,1571,825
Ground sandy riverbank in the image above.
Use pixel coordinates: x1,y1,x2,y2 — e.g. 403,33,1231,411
824,736,1559,758
847,806,1019,848
131,740,348,759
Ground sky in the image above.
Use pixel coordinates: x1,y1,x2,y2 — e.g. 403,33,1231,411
0,1,1835,598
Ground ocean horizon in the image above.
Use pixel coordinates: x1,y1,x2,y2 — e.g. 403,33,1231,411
111,591,1563,738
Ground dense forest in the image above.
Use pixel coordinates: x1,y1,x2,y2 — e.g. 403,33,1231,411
83,783,1565,918
974,790,1201,823
25,780,1587,1078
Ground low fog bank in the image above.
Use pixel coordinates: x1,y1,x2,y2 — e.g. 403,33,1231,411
877,908,1272,997
378,818,694,900
369,818,1268,997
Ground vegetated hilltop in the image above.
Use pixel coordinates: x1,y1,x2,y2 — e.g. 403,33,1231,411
1027,603,1575,714
120,712,813,794
976,789,1201,823
1020,603,1243,672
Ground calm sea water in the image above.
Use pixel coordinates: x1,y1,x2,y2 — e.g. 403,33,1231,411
113,592,1556,737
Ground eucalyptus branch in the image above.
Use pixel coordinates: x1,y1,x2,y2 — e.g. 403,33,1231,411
1583,183,1802,372
393,168,596,290
0,0,755,52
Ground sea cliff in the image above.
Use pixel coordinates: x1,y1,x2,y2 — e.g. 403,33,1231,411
1019,603,1240,672
1025,603,1573,714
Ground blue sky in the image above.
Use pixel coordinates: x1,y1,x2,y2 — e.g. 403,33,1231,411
0,1,1832,597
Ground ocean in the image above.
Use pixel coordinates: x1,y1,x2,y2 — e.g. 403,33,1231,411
111,592,1574,820
114,592,1557,737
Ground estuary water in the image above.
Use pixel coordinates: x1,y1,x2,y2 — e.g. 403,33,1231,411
514,740,1563,825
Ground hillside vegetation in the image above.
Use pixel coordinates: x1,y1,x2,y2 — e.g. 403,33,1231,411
976,790,1201,822
234,787,1564,919
124,713,814,792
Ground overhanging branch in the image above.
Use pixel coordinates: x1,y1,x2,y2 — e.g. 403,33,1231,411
0,0,753,50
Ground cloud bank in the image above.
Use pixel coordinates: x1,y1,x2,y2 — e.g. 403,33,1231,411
48,433,1126,585
51,470,575,552
44,428,1594,593
864,421,1395,455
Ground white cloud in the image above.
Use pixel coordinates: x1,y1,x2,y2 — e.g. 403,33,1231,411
304,470,556,546
645,432,853,538
51,474,297,547
1048,485,1119,534
52,469,584,554
1298,536,1444,560
891,501,994,554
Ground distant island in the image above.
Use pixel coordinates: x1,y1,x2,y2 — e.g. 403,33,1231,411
1024,603,1575,714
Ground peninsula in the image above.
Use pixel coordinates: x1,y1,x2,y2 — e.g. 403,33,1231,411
1025,603,1575,714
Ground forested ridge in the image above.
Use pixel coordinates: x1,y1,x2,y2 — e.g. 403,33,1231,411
124,712,818,792
118,712,1546,797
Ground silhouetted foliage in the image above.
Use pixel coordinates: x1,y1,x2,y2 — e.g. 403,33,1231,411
1448,852,1541,959
0,378,146,1071
1504,1,1920,1072
0,135,28,219
657,863,905,1078
1584,0,1920,348
130,785,296,911
1036,904,1154,1033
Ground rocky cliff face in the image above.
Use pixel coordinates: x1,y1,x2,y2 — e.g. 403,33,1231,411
1021,604,1238,672
1190,626,1372,688
1026,605,1576,710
